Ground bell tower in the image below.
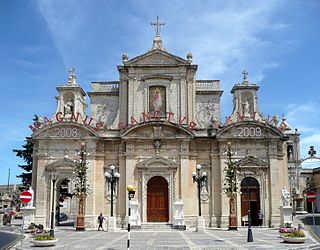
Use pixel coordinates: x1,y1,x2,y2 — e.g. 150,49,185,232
55,68,87,120
228,71,264,123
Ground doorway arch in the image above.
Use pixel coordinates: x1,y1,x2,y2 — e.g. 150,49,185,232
147,176,169,222
241,177,260,226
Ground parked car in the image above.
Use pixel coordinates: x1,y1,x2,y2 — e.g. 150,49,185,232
59,213,68,221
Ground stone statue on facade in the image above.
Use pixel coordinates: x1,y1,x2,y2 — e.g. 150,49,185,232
242,98,250,117
281,187,290,206
33,114,44,127
67,68,77,86
27,186,34,207
64,99,74,115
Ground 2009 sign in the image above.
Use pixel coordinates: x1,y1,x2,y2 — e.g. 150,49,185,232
236,127,262,137
54,128,79,138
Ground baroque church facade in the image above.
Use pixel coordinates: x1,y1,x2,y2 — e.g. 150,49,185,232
30,25,300,229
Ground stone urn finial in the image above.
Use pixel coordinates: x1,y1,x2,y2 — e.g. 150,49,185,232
187,52,193,63
122,53,128,63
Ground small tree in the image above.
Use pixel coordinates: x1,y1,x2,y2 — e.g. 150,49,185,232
13,138,33,187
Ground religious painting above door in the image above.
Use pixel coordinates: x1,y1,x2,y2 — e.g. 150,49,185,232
149,86,166,116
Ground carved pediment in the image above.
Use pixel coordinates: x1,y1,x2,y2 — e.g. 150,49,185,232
235,155,269,168
137,155,178,170
45,158,77,171
217,121,286,140
32,122,100,139
125,50,188,66
121,122,193,139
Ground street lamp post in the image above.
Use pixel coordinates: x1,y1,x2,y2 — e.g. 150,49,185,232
105,165,120,231
127,185,135,250
49,171,58,237
192,164,207,232
74,141,89,231
223,141,238,230
293,146,320,213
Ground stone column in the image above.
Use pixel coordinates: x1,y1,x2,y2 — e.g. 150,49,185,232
269,158,282,227
220,158,229,228
210,147,221,227
34,158,48,227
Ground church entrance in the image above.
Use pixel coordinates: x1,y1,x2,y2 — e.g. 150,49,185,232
241,177,260,226
147,176,169,222
56,178,75,227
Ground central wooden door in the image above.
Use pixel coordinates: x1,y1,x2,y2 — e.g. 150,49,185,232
147,176,169,222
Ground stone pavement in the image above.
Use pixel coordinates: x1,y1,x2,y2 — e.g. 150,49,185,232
11,227,320,250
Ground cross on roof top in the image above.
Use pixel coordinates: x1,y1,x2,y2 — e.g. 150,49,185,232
67,67,77,85
68,67,75,76
150,16,165,36
242,70,248,81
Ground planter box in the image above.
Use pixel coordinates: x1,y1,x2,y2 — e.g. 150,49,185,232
283,236,306,243
31,239,58,247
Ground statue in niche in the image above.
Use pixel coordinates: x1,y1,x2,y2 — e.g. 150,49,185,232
200,175,209,201
281,187,290,206
242,98,250,117
64,99,74,115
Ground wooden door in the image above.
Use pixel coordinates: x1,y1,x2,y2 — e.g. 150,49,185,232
147,176,169,222
241,177,260,226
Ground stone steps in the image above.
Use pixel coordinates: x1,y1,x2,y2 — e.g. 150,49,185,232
133,223,174,231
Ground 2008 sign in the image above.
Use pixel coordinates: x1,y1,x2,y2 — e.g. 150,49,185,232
54,128,78,138
237,127,262,137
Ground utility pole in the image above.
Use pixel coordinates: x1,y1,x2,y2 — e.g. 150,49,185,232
7,168,11,192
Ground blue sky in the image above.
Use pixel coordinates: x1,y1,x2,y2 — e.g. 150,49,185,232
0,0,319,184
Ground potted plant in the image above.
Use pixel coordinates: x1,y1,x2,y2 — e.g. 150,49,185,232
283,231,307,243
279,226,296,237
31,234,58,247
279,223,295,237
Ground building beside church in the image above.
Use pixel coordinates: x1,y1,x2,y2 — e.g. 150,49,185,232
29,22,301,229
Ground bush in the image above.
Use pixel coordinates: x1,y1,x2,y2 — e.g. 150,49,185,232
284,231,306,238
34,235,55,241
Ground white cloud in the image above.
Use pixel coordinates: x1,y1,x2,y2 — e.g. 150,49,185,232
12,59,40,68
284,102,320,158
35,0,292,88
286,103,319,131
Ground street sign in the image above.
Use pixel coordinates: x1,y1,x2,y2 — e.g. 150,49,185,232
307,191,317,202
20,191,32,203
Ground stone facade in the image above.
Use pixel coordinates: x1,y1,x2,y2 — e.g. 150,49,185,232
30,32,300,229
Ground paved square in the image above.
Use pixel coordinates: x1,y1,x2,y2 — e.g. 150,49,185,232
14,227,320,250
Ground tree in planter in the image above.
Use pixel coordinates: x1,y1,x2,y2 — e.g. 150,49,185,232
74,141,90,231
222,142,239,230
13,138,33,187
